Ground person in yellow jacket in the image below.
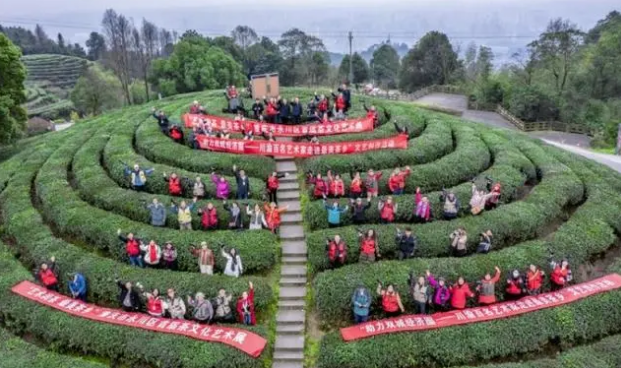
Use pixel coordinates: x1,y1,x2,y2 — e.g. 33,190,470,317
170,197,197,230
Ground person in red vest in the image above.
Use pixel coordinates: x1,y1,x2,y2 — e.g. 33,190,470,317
388,166,411,195
117,229,144,267
315,93,329,116
378,196,398,223
264,202,288,234
363,102,379,127
237,281,256,325
329,173,345,197
377,282,405,317
331,90,346,115
36,256,59,291
168,125,184,144
526,264,545,295
313,173,328,199
505,269,526,301
266,171,288,204
450,277,475,310
358,229,380,263
550,258,572,291
349,171,363,199
365,169,383,200
189,100,200,114
326,234,347,268
485,180,502,210
139,285,164,317
263,96,278,123
163,172,183,196
476,266,501,305
197,202,218,230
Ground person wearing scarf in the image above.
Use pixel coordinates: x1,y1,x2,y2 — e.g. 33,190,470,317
246,203,268,230
236,281,256,325
222,247,243,278
140,240,161,267
162,242,178,270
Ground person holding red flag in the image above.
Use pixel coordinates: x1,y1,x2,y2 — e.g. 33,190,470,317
197,202,218,230
526,264,545,295
237,281,256,325
477,266,501,305
326,235,347,268
266,171,288,204
36,256,59,291
388,166,411,195
163,172,183,196
264,202,289,233
312,173,328,199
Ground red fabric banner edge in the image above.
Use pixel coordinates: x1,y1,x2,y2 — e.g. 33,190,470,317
340,273,621,342
11,280,267,358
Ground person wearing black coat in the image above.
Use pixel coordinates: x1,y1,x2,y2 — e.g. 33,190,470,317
117,280,142,312
251,99,264,120
152,107,170,133
290,98,303,124
278,98,291,124
233,165,250,200
396,228,417,260
350,197,371,224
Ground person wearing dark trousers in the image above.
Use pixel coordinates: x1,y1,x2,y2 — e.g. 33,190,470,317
151,107,170,133
350,197,371,224
278,97,291,124
290,98,303,124
251,98,264,120
116,279,141,312
338,84,352,112
266,171,287,204
233,165,250,200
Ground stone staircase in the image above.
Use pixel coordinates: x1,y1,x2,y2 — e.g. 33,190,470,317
273,154,307,368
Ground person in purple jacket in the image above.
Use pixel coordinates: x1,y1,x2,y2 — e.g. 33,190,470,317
426,269,451,311
211,171,230,200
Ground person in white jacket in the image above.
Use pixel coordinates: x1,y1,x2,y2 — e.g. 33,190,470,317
246,203,268,230
469,183,498,215
140,240,161,267
222,247,243,277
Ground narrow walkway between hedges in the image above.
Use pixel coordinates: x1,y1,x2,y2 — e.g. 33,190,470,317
273,138,307,368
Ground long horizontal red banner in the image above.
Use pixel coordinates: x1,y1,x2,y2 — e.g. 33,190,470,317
12,281,267,357
341,273,621,341
183,113,375,137
196,134,408,157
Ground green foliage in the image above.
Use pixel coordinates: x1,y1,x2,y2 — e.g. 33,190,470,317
70,64,123,115
337,53,369,84
0,34,27,143
371,44,400,89
277,28,329,86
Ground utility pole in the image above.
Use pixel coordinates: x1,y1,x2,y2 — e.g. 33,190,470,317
348,31,354,85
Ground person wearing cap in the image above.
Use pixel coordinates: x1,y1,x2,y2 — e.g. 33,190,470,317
69,272,87,301
162,242,178,270
477,266,501,305
426,270,451,311
165,288,186,319
190,242,215,275
351,285,371,323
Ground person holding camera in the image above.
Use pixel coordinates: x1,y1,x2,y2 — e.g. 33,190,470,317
358,229,380,263
396,228,417,260
449,227,468,257
326,235,347,268
377,282,405,317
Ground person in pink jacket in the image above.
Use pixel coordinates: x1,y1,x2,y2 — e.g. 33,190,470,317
211,172,230,200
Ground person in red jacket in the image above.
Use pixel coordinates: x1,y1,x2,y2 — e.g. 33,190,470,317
326,235,347,268
550,258,572,291
198,202,218,230
377,282,405,317
526,264,545,295
388,166,411,195
450,277,475,310
365,169,383,200
139,286,164,317
266,171,288,204
36,256,59,291
505,269,526,300
265,202,288,233
168,125,184,144
485,181,502,210
237,281,256,325
117,229,144,267
313,173,328,199
331,90,346,114
378,196,398,223
349,171,363,199
264,96,278,123
358,229,379,263
163,172,183,196
364,102,379,127
329,173,345,197
477,266,501,305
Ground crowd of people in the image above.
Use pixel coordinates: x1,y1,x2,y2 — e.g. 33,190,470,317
350,258,573,323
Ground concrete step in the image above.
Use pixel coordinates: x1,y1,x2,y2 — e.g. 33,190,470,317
279,287,307,301
276,161,297,173
273,351,304,362
278,191,300,200
276,323,305,335
280,176,298,183
282,265,307,277
279,225,305,240
279,182,300,191
274,155,295,161
277,308,306,324
275,335,305,351
282,241,307,256
281,212,303,224
281,201,301,212
280,277,307,287
273,361,303,368
282,256,307,265
278,299,306,309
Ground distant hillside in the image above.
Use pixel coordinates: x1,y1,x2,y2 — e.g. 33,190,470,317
21,54,89,119
329,41,410,66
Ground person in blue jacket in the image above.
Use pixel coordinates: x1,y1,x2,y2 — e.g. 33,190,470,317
69,273,87,301
352,285,371,324
323,197,348,228
123,163,154,191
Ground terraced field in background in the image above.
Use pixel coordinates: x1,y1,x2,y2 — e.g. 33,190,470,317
1,88,621,368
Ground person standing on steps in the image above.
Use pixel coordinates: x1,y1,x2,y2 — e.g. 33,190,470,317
396,227,417,260
170,198,197,231
187,292,214,324
246,203,267,230
69,272,87,301
358,229,379,263
233,165,250,200
237,281,256,326
116,279,141,312
211,172,230,200
123,163,154,192
36,256,59,291
449,227,468,257
165,288,186,319
146,198,166,227
323,196,349,228
223,201,243,230
265,202,288,234
352,285,371,324
140,240,161,268
350,197,371,224
440,188,460,219
477,266,501,305
222,246,243,278
266,171,288,205
117,229,144,267
190,242,215,275
326,234,347,268
377,282,405,317
197,202,218,230
162,242,178,270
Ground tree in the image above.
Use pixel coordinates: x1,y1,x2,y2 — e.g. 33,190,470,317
140,19,159,101
528,18,584,97
231,25,259,74
476,45,494,81
159,28,173,56
57,33,65,50
464,42,478,82
86,32,106,60
0,34,27,143
102,9,134,104
398,31,459,92
371,43,400,89
585,11,621,44
278,28,327,86
212,36,244,63
70,65,123,115
34,24,49,47
338,53,369,84
246,37,284,75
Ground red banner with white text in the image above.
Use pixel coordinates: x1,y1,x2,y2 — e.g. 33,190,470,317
183,113,375,137
196,134,408,157
341,274,621,342
11,281,267,357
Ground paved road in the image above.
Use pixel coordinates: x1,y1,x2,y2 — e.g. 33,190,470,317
55,123,74,131
542,140,621,173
